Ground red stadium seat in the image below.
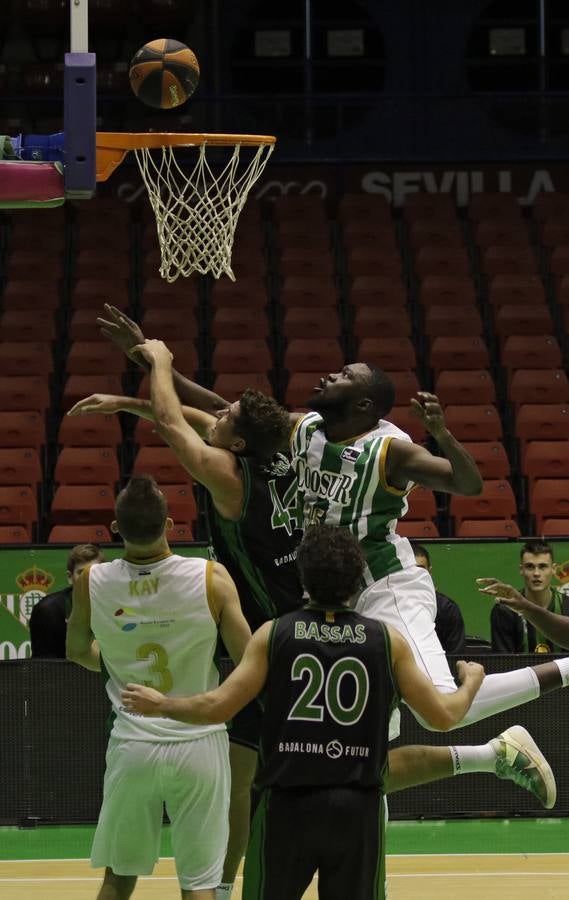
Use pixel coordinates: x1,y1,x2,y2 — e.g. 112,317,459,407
0,448,42,488
473,219,530,248
456,519,521,538
212,373,274,402
209,277,268,309
211,308,271,340
141,308,199,340
48,524,112,543
493,305,553,340
133,418,166,448
69,309,109,342
278,248,335,279
488,274,546,307
357,337,417,371
342,222,397,252
280,276,338,308
467,192,522,222
530,480,569,532
450,480,517,529
282,308,342,340
70,279,130,309
501,335,562,371
272,196,328,223
275,226,329,253
537,221,569,248
397,520,440,538
284,373,322,408
0,486,38,532
338,193,392,224
159,483,198,525
540,519,569,538
168,522,194,541
521,441,569,491
212,340,273,375
435,370,496,407
0,412,45,451
515,404,569,444
429,336,490,374
58,413,122,448
0,525,32,543
283,339,344,373
350,275,407,308
345,246,402,278
424,306,483,338
132,447,193,486
0,376,50,412
461,442,511,480
533,192,569,222
50,484,115,527
74,248,130,279
389,371,422,406
0,310,57,342
387,406,427,444
0,342,53,376
352,307,411,339
548,245,569,277
418,275,477,308
508,370,569,410
415,246,470,279
1,280,60,310
442,405,503,441
54,447,120,486
62,375,124,410
66,342,127,375
408,219,463,249
404,486,437,520
402,193,457,223
140,276,200,310
481,246,538,277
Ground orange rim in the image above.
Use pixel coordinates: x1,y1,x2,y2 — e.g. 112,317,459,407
95,131,277,182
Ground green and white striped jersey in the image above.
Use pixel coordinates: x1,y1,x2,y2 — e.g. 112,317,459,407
290,412,416,585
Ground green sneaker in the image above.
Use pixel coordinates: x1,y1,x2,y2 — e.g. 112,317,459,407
490,725,557,809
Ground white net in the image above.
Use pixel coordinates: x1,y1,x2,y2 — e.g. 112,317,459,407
134,140,274,282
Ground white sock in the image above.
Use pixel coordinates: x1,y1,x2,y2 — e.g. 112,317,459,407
553,657,569,687
458,667,540,727
216,884,234,899
449,743,496,776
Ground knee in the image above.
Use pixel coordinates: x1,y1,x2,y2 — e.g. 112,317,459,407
102,868,137,899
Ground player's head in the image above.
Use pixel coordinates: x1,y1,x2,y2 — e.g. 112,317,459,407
112,474,172,546
297,525,365,607
209,389,290,460
66,543,104,585
306,362,395,422
411,543,431,572
520,540,554,593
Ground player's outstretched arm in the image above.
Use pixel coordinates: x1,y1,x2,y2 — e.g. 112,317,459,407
386,392,483,495
67,392,215,439
97,303,230,414
478,578,569,650
121,622,272,725
209,562,252,666
66,567,101,672
389,626,484,730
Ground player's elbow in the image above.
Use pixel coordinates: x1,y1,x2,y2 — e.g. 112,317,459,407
424,705,456,732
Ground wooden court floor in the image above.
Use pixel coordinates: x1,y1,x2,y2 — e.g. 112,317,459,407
2,854,569,899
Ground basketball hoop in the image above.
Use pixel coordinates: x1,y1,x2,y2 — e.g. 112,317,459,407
96,132,276,282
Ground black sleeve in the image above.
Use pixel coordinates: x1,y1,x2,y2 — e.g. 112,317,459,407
29,599,67,659
434,593,466,655
490,603,523,653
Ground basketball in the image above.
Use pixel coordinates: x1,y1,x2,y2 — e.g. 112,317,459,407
128,39,200,109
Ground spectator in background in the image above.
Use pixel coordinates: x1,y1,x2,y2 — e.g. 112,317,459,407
412,543,466,655
29,544,104,658
489,540,569,654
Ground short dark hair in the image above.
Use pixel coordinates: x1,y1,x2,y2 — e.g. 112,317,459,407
520,540,553,561
362,363,395,418
297,525,365,607
67,543,103,574
234,389,290,460
411,543,430,566
115,474,168,544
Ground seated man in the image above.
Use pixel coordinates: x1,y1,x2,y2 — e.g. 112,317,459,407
29,543,104,658
489,540,569,654
412,543,466,655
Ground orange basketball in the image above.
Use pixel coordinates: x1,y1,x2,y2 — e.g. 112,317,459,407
129,39,200,109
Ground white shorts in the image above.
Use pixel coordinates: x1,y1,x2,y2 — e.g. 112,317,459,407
91,730,230,891
356,566,457,738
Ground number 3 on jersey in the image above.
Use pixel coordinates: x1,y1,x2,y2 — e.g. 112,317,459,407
288,653,370,726
136,642,173,693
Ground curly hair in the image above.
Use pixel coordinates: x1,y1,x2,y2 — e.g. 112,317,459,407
115,474,168,544
234,389,291,460
297,524,365,607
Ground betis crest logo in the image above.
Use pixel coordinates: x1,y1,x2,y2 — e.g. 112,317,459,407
16,566,55,624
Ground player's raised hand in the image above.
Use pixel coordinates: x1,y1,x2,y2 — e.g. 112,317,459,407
97,303,145,360
134,339,173,366
410,392,447,439
476,578,532,613
121,683,167,716
456,659,485,690
67,394,123,416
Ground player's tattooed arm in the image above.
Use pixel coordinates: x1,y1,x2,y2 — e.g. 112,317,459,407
66,566,101,672
98,303,230,414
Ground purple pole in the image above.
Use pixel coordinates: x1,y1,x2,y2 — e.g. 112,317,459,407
63,51,97,199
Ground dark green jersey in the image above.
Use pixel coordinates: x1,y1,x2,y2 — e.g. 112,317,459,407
256,606,399,790
206,453,304,632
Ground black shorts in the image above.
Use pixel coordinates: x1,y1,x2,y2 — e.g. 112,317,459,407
227,698,263,751
242,786,387,900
